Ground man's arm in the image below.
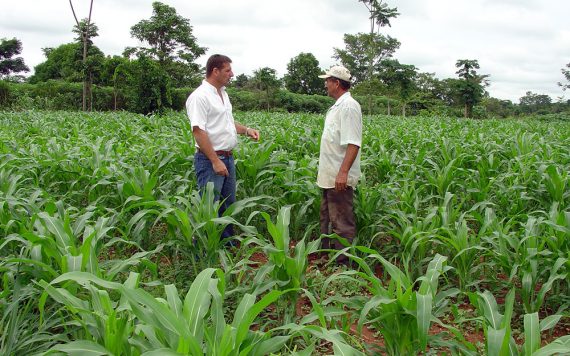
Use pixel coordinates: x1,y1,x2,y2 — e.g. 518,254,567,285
335,144,360,191
235,122,260,141
192,126,228,176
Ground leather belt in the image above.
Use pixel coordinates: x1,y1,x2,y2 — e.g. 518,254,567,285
197,148,233,157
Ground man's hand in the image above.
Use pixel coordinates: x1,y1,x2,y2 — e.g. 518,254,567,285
247,128,260,141
335,171,348,191
213,158,229,176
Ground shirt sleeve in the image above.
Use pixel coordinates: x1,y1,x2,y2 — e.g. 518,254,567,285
186,93,209,131
339,106,362,147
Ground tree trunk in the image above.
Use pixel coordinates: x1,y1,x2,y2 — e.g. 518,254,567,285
82,36,87,111
387,101,391,116
402,102,406,117
69,0,94,112
113,85,117,110
89,72,93,111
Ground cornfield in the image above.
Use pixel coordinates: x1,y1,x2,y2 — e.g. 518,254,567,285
1,110,569,355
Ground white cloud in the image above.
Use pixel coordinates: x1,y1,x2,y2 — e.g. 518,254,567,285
1,0,568,102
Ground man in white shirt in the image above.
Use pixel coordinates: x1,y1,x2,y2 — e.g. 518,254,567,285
186,54,259,240
317,65,362,263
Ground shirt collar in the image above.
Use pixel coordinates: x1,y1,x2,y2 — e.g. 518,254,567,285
333,91,351,106
202,79,226,94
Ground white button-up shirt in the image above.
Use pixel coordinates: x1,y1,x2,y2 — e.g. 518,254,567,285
186,80,238,151
317,92,362,189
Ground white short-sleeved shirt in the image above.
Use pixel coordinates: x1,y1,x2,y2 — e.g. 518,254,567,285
317,92,362,189
186,80,238,151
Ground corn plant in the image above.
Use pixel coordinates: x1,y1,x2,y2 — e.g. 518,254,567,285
520,254,568,314
437,217,488,291
38,272,140,355
540,164,568,205
468,289,570,356
45,267,295,355
246,206,320,324
0,282,65,355
331,249,471,355
1,200,160,286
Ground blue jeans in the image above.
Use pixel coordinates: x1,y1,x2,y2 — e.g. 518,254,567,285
194,152,236,239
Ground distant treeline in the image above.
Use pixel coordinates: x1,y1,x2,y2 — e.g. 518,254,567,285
1,80,569,118
1,0,569,118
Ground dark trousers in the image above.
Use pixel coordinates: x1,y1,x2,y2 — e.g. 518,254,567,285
320,188,356,254
194,152,236,239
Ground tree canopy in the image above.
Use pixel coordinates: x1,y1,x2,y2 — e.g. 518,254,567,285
284,53,324,95
0,38,30,80
453,59,489,118
127,1,206,87
333,32,400,83
358,0,399,33
560,62,570,91
30,43,104,84
251,67,281,110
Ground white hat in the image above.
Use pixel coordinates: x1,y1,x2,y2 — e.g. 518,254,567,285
318,65,352,82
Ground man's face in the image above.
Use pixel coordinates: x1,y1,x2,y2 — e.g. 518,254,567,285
214,63,234,86
324,77,339,97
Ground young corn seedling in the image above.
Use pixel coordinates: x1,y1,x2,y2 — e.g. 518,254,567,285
468,289,570,356
330,248,471,355
248,206,320,324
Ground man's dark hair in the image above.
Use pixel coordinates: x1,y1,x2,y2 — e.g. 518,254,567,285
206,54,232,77
338,78,351,90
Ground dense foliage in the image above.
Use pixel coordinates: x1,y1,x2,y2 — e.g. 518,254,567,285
1,110,569,354
0,38,29,80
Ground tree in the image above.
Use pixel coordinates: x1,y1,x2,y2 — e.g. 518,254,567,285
30,43,104,84
358,0,399,81
283,52,324,95
454,59,489,118
359,0,399,34
100,55,129,109
0,38,29,80
519,91,552,114
251,67,281,110
115,55,171,114
333,32,400,84
69,0,95,110
483,97,514,118
232,73,249,89
559,62,570,91
377,59,417,116
127,1,206,87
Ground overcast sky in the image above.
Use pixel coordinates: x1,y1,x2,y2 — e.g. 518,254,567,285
1,0,568,102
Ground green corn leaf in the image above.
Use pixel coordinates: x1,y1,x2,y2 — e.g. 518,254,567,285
50,340,111,356
501,288,516,330
38,212,73,251
232,293,255,331
234,289,286,348
165,284,183,319
65,254,83,273
540,314,563,332
249,335,291,356
206,278,225,350
417,292,433,352
120,286,190,340
478,290,502,329
486,327,507,356
183,268,218,341
358,294,396,331
523,312,540,355
533,336,570,356
51,271,121,290
141,348,185,356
